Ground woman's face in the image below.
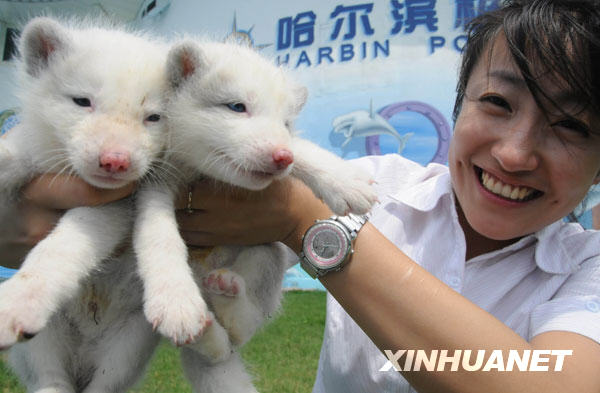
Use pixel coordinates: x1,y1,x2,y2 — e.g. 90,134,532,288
449,36,600,241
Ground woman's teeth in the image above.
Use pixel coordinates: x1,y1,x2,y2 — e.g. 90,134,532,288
480,170,536,201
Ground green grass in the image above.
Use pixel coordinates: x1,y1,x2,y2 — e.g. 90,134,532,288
0,360,20,393
0,290,326,393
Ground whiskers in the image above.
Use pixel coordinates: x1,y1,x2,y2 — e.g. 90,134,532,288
35,148,78,188
202,144,257,180
162,141,241,179
156,140,270,189
142,154,185,188
203,147,233,175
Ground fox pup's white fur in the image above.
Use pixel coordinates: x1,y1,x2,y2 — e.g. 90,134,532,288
133,39,378,391
0,17,169,392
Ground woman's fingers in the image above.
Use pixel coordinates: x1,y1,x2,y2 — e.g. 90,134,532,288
174,177,329,249
22,174,135,209
0,174,136,269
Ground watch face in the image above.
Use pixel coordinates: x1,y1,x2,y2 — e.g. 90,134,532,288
304,221,350,269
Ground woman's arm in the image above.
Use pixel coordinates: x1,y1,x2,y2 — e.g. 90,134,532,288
318,223,600,393
181,178,600,393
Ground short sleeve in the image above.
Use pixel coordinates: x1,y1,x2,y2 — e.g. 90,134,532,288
529,256,600,343
350,154,448,204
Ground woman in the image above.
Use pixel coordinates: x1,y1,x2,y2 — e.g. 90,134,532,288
3,1,600,391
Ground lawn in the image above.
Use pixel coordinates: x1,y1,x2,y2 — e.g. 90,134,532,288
0,290,326,393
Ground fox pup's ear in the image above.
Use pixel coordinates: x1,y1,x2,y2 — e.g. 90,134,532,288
167,41,206,90
20,17,72,77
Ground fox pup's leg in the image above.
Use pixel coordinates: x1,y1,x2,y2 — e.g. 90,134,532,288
80,311,158,393
0,131,32,195
0,201,132,348
291,137,377,215
8,326,76,393
181,349,257,393
186,310,231,364
134,185,211,345
204,244,288,347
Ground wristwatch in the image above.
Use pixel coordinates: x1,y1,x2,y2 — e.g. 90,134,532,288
299,213,368,278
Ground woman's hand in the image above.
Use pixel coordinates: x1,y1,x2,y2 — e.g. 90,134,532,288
1,172,330,269
0,174,135,268
175,177,332,253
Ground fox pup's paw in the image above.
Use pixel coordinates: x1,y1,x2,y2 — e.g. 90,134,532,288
202,269,245,297
144,278,212,346
0,275,52,349
203,268,260,346
321,168,378,215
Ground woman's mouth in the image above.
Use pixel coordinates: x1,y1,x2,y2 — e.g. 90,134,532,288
475,166,542,202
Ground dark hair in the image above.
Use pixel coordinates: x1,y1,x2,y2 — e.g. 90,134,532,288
453,0,600,126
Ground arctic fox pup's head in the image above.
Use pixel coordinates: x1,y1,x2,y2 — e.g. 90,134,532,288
165,40,308,190
17,17,168,189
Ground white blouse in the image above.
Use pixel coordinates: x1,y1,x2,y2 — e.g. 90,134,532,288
312,154,600,393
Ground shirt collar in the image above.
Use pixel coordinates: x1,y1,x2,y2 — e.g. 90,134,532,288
534,220,598,274
386,164,452,212
385,166,590,275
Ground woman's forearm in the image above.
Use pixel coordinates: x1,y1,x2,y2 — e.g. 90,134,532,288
310,223,598,393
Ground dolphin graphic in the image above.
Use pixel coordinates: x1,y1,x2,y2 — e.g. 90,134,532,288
332,100,413,154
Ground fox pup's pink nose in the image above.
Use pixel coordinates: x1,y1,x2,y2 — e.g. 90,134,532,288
273,148,294,170
99,151,130,173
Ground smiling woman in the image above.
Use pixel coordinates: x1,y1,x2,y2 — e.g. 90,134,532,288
450,34,600,251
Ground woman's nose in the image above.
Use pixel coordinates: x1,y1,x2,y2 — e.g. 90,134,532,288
490,124,540,173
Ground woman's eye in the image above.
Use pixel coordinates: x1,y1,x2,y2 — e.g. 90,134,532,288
226,103,246,113
145,114,161,122
481,95,511,112
553,118,590,137
72,97,91,107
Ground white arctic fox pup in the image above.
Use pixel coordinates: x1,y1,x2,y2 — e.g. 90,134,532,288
0,17,169,392
133,39,378,391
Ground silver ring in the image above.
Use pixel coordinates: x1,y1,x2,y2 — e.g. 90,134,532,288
186,185,194,214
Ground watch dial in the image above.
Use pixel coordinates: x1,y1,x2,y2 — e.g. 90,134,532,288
312,229,341,259
304,222,349,268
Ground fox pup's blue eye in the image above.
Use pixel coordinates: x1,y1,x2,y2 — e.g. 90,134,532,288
145,114,161,122
226,103,246,113
72,97,91,107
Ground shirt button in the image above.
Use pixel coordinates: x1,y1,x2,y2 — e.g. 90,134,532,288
448,277,461,289
586,301,599,313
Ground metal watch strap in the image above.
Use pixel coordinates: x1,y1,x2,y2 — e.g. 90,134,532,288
333,213,367,241
300,256,321,278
